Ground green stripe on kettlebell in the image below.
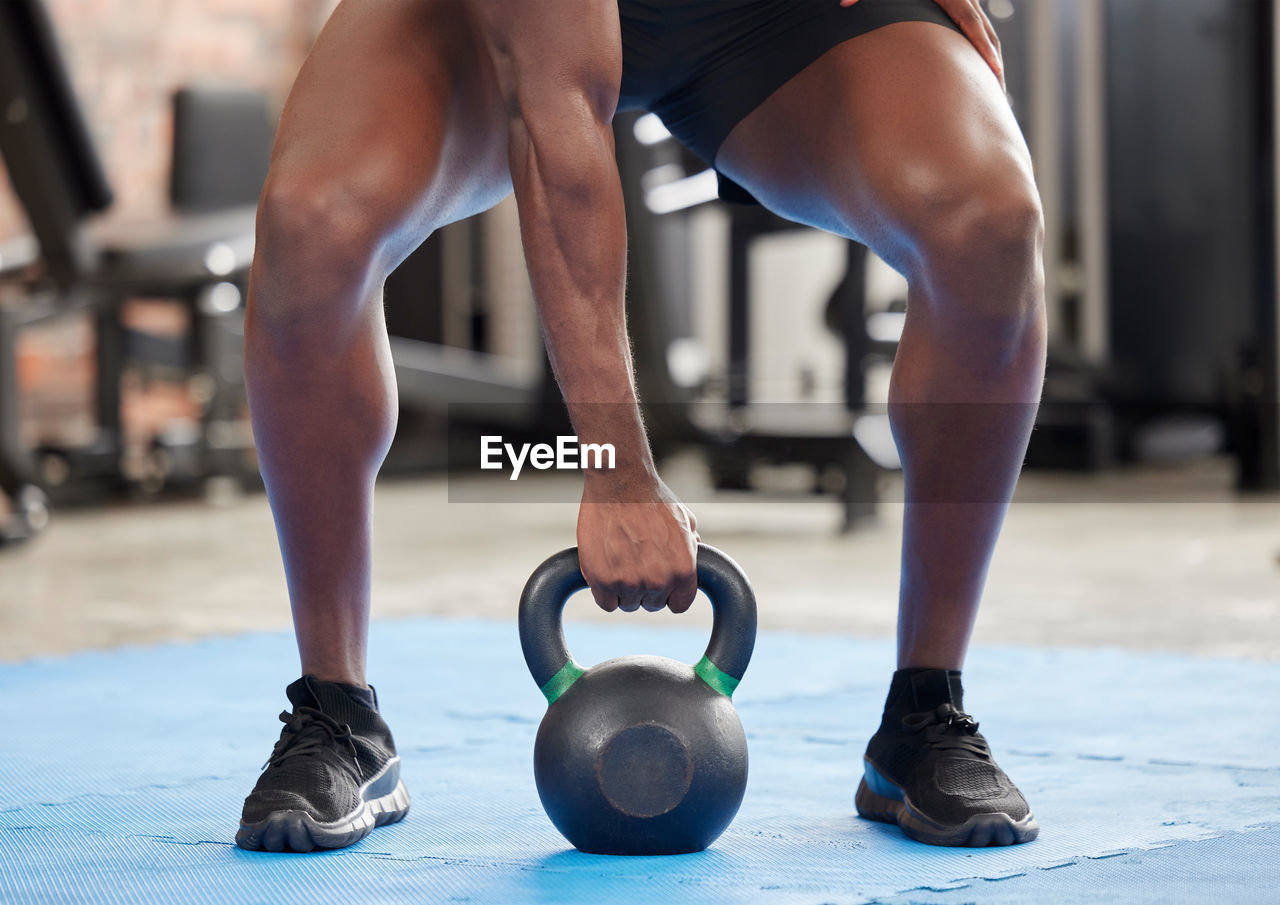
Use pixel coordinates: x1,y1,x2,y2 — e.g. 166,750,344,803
541,659,586,704
694,655,740,698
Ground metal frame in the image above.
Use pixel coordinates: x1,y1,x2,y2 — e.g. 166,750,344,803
1261,0,1280,489
1026,0,1064,340
1075,0,1111,364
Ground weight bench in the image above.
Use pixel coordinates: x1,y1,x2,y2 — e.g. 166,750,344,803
0,0,267,543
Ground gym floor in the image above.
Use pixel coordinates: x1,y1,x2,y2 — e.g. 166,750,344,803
3,463,1279,904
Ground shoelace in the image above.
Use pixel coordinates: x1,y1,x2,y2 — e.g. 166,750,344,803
900,703,991,759
261,705,364,781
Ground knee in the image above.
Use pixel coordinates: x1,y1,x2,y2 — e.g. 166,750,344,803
904,174,1046,321
251,169,391,324
935,183,1043,270
885,170,1047,373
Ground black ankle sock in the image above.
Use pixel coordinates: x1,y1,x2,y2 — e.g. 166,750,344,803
333,681,378,712
883,667,964,716
291,675,380,714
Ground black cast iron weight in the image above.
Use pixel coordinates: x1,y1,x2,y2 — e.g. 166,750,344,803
518,543,757,855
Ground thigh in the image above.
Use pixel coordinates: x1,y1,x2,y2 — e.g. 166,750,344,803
714,20,1037,277
266,0,513,266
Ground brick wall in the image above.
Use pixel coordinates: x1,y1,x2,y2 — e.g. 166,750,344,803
0,0,335,241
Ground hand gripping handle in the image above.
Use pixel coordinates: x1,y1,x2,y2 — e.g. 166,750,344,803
518,543,758,704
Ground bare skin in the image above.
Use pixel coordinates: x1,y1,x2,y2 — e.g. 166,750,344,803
715,14,1045,668
470,0,700,616
244,0,1041,687
245,0,513,685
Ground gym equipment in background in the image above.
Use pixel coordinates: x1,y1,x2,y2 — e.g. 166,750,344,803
383,202,550,427
1101,0,1278,490
379,197,555,474
1005,0,1279,485
614,110,887,531
518,544,757,855
0,0,265,543
0,0,553,545
384,110,892,526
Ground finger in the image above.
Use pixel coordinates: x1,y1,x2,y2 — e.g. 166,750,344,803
975,18,1003,85
952,1,1002,83
666,570,698,614
591,587,620,612
981,6,1001,55
617,592,643,613
639,588,666,612
976,3,1006,87
839,0,860,6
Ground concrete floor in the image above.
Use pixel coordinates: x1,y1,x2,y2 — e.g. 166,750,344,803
3,458,1279,663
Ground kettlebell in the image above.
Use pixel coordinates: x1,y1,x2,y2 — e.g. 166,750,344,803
518,543,757,855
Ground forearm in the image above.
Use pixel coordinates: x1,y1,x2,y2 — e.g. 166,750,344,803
473,1,694,612
507,111,653,479
475,0,651,479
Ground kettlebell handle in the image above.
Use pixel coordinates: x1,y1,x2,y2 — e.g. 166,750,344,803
518,543,758,704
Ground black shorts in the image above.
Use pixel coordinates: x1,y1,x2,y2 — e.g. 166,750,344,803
617,0,960,203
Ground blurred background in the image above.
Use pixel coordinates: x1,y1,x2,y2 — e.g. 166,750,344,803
0,0,1277,662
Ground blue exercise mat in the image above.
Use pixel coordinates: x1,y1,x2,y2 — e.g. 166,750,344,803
2,615,1277,904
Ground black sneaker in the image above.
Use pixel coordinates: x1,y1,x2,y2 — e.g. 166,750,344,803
855,668,1038,847
236,675,410,852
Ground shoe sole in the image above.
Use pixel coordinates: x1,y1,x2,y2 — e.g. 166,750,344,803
236,756,410,853
855,758,1039,847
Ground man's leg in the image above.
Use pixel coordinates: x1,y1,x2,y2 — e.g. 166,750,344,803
715,21,1045,845
248,0,511,688
716,20,1044,676
239,0,512,851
